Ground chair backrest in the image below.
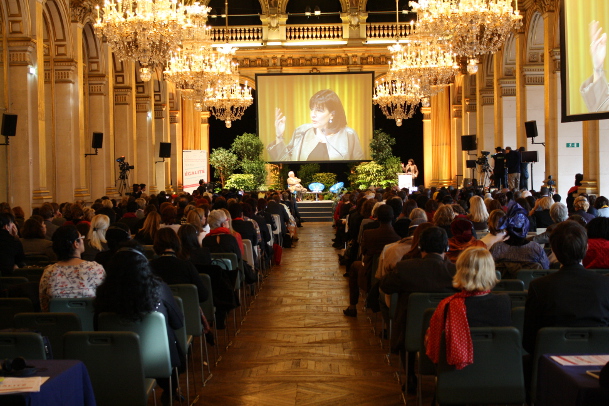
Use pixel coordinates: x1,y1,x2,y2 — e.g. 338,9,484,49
436,327,525,405
63,331,153,406
271,214,281,235
495,270,501,280
589,268,609,275
172,296,189,355
141,245,157,260
494,291,528,308
49,297,96,331
405,292,453,352
14,312,82,359
98,311,172,379
516,269,557,290
266,224,274,246
210,253,238,271
511,307,525,351
389,293,399,319
242,239,255,269
198,274,215,322
0,331,47,359
531,326,609,402
0,297,34,329
12,267,45,283
0,276,29,289
169,284,203,337
492,279,525,292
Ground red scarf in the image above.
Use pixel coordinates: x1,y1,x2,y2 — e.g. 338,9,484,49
426,290,490,370
208,227,230,236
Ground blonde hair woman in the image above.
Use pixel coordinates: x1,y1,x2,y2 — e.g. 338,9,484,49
82,214,109,260
467,196,490,231
425,247,511,369
134,211,161,246
221,208,244,256
531,196,556,229
187,208,208,245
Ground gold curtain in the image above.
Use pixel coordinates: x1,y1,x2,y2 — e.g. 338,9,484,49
181,98,203,150
430,87,453,184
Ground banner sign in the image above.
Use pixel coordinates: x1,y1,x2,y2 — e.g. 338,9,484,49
182,150,207,193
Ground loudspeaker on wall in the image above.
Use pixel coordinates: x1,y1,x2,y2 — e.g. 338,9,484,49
92,132,103,149
525,121,538,138
1,114,18,136
461,135,477,151
159,142,172,158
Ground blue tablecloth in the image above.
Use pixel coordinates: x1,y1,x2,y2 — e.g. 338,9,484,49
0,359,96,406
537,355,609,406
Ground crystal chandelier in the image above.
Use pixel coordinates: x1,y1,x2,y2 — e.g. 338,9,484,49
202,75,253,128
94,0,189,81
387,33,458,97
373,76,424,126
411,0,522,73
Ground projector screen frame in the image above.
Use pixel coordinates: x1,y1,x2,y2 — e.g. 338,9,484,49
256,71,375,164
560,0,609,123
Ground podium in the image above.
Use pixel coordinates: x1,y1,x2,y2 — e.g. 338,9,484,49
398,173,413,189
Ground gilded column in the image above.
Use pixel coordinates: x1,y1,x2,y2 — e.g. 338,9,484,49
493,51,504,148
430,89,453,187
71,20,89,201
421,106,432,187
515,28,527,147
578,120,599,195
113,60,137,197
169,89,182,193
135,86,155,193
200,110,210,182
543,8,559,189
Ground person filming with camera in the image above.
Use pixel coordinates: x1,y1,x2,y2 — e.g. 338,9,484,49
492,147,507,189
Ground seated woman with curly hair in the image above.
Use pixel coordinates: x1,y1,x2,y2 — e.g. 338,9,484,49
426,247,511,370
20,217,56,261
433,205,456,238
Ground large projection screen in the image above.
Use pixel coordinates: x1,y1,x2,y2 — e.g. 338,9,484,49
560,0,609,122
257,72,374,163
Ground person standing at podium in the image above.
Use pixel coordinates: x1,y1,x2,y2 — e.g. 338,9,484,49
401,159,419,186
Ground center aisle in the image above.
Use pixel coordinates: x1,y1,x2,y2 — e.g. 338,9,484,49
200,222,403,405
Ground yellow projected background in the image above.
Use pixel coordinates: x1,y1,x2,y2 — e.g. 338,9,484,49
257,73,373,161
565,0,609,115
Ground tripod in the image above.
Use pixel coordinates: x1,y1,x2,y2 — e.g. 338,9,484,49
479,164,492,189
116,169,130,196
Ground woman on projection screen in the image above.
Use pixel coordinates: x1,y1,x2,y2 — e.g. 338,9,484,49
266,89,365,161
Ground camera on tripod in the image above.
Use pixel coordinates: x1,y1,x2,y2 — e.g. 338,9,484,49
476,151,491,167
116,156,134,172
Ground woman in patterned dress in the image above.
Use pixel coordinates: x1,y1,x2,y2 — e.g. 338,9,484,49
39,225,105,312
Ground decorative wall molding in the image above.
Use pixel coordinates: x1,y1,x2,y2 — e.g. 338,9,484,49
452,105,463,119
114,87,132,105
499,78,517,96
169,111,179,124
523,65,545,85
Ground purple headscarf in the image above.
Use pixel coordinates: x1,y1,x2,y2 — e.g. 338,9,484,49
497,203,530,239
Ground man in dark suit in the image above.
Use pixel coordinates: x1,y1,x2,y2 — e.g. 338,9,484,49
380,226,457,353
343,205,400,317
228,202,258,261
266,194,289,236
523,221,609,354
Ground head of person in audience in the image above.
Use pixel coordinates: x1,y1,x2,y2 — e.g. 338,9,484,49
433,205,455,228
105,223,132,252
177,223,200,260
574,196,590,213
375,204,394,225
550,202,569,224
0,212,17,236
488,199,503,212
21,218,46,240
496,203,529,243
587,217,609,241
450,218,476,244
208,209,229,230
186,209,204,234
360,198,376,219
153,227,181,256
418,226,449,256
88,214,110,251
468,195,489,223
386,197,403,220
95,244,160,321
160,205,177,226
568,214,588,227
451,204,466,216
52,225,84,261
403,222,435,260
550,221,587,266
595,196,609,211
409,208,428,227
453,247,498,292
487,209,507,236
39,203,55,222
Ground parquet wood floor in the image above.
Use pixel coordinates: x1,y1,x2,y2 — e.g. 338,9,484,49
194,222,405,406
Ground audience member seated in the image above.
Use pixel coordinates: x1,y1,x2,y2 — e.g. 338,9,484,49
433,205,456,238
343,205,400,317
149,227,208,303
160,205,181,233
480,209,507,250
0,212,26,276
266,194,290,237
394,200,416,238
446,218,487,263
583,217,609,269
426,247,511,369
594,196,609,218
573,195,596,223
201,209,242,262
20,218,57,261
94,223,132,269
82,214,109,261
489,204,549,277
528,202,568,246
93,247,184,405
407,208,428,237
134,211,161,246
530,196,555,229
380,226,457,354
39,203,59,239
220,208,244,255
63,205,90,227
523,221,609,354
39,225,105,312
178,223,212,271
228,202,258,257
12,206,25,234
467,196,490,231
186,208,209,246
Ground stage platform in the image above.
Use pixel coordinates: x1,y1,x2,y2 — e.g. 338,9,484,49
297,200,334,222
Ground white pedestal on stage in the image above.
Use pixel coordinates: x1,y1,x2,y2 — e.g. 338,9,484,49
398,173,413,189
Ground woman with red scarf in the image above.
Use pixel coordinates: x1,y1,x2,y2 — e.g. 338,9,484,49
426,247,511,370
201,210,242,262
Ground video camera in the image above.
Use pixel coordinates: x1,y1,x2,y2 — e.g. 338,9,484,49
116,156,134,172
476,151,490,166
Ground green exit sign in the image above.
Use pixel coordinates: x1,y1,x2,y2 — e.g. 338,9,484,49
566,143,580,148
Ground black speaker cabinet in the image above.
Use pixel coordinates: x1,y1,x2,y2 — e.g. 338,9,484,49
91,132,103,149
159,142,172,158
466,160,477,169
461,135,477,151
525,120,538,138
521,151,538,163
1,114,18,136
